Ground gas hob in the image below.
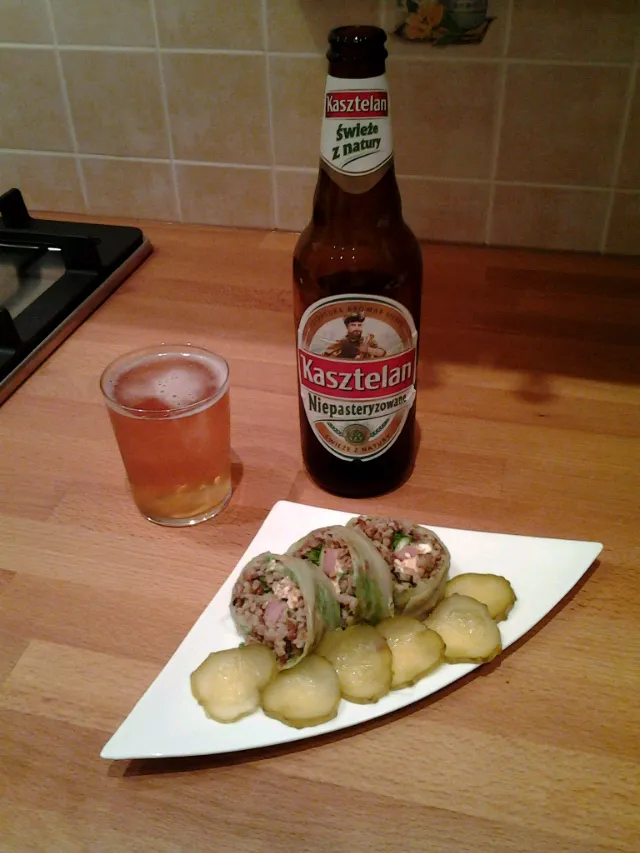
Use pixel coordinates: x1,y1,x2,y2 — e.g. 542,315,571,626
0,188,152,405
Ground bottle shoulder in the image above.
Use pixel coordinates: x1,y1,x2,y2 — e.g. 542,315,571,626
294,219,422,271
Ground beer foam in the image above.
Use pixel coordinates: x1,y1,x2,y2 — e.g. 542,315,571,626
110,351,227,413
149,365,208,408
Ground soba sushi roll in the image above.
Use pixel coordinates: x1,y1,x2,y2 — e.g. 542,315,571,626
231,553,340,669
288,525,394,628
347,516,450,620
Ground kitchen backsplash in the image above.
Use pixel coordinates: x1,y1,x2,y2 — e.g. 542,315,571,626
0,0,638,255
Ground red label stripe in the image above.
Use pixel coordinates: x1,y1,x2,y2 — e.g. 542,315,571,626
325,90,389,119
299,350,415,400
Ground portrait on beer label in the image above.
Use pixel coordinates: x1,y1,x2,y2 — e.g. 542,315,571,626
297,294,418,461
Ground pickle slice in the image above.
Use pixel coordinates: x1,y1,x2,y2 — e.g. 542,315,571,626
445,573,516,622
426,594,502,664
376,616,444,688
261,654,341,728
190,644,277,724
318,624,392,704
239,643,280,688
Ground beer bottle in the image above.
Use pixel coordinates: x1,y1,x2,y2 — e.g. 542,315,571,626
293,25,422,498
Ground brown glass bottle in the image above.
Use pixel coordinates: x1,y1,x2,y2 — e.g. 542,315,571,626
293,26,422,498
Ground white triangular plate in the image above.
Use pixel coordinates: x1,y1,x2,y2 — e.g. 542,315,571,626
101,501,602,760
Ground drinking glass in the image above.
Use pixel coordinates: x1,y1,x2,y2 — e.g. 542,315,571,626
100,344,231,526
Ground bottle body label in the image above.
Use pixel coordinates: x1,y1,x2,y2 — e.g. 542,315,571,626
320,74,393,178
297,294,418,461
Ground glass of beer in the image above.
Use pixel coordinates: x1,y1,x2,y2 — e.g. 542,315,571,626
100,344,231,527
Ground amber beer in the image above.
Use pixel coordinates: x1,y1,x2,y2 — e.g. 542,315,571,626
100,345,231,526
294,26,423,498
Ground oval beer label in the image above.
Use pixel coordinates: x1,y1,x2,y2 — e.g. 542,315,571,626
297,294,418,461
320,74,393,179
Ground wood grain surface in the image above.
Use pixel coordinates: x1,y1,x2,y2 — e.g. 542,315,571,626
1,221,639,853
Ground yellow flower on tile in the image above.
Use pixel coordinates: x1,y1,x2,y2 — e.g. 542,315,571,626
404,13,432,40
418,2,445,28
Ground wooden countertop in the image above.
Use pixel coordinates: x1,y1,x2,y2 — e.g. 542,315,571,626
1,222,639,853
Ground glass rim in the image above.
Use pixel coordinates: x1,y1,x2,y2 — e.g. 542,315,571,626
100,343,229,418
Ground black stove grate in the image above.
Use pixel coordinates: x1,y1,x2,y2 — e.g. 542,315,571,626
0,188,152,404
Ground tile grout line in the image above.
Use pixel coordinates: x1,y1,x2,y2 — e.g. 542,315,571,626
386,55,634,69
484,0,513,244
149,0,182,223
42,0,88,212
177,160,271,171
275,165,318,175
261,0,278,230
3,147,638,194
484,65,507,244
378,0,387,30
0,41,635,68
599,60,637,253
400,176,614,191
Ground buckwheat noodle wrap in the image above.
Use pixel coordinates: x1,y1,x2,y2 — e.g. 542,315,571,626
288,525,394,627
231,553,340,669
347,516,450,620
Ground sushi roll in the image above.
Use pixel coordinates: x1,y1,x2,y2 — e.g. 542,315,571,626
231,553,340,669
288,525,394,628
347,516,450,620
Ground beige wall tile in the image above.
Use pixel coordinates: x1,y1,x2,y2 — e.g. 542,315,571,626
509,0,638,62
390,60,500,179
81,158,177,220
271,57,501,177
497,65,628,186
618,69,640,189
0,153,83,213
164,53,269,165
50,0,154,46
0,49,71,151
398,177,490,242
0,0,52,43
385,0,508,58
155,0,263,50
267,0,380,53
177,164,272,228
275,170,490,242
490,184,608,251
605,192,640,255
270,55,325,168
275,169,317,231
62,51,168,158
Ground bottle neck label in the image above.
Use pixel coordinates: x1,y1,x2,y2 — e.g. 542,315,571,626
320,74,393,187
297,293,417,462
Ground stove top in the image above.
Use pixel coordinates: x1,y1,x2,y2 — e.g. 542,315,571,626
0,188,152,405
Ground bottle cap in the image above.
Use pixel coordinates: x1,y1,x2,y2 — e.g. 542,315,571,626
327,25,388,63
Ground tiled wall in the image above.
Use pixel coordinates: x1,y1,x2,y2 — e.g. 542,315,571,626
0,0,639,254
